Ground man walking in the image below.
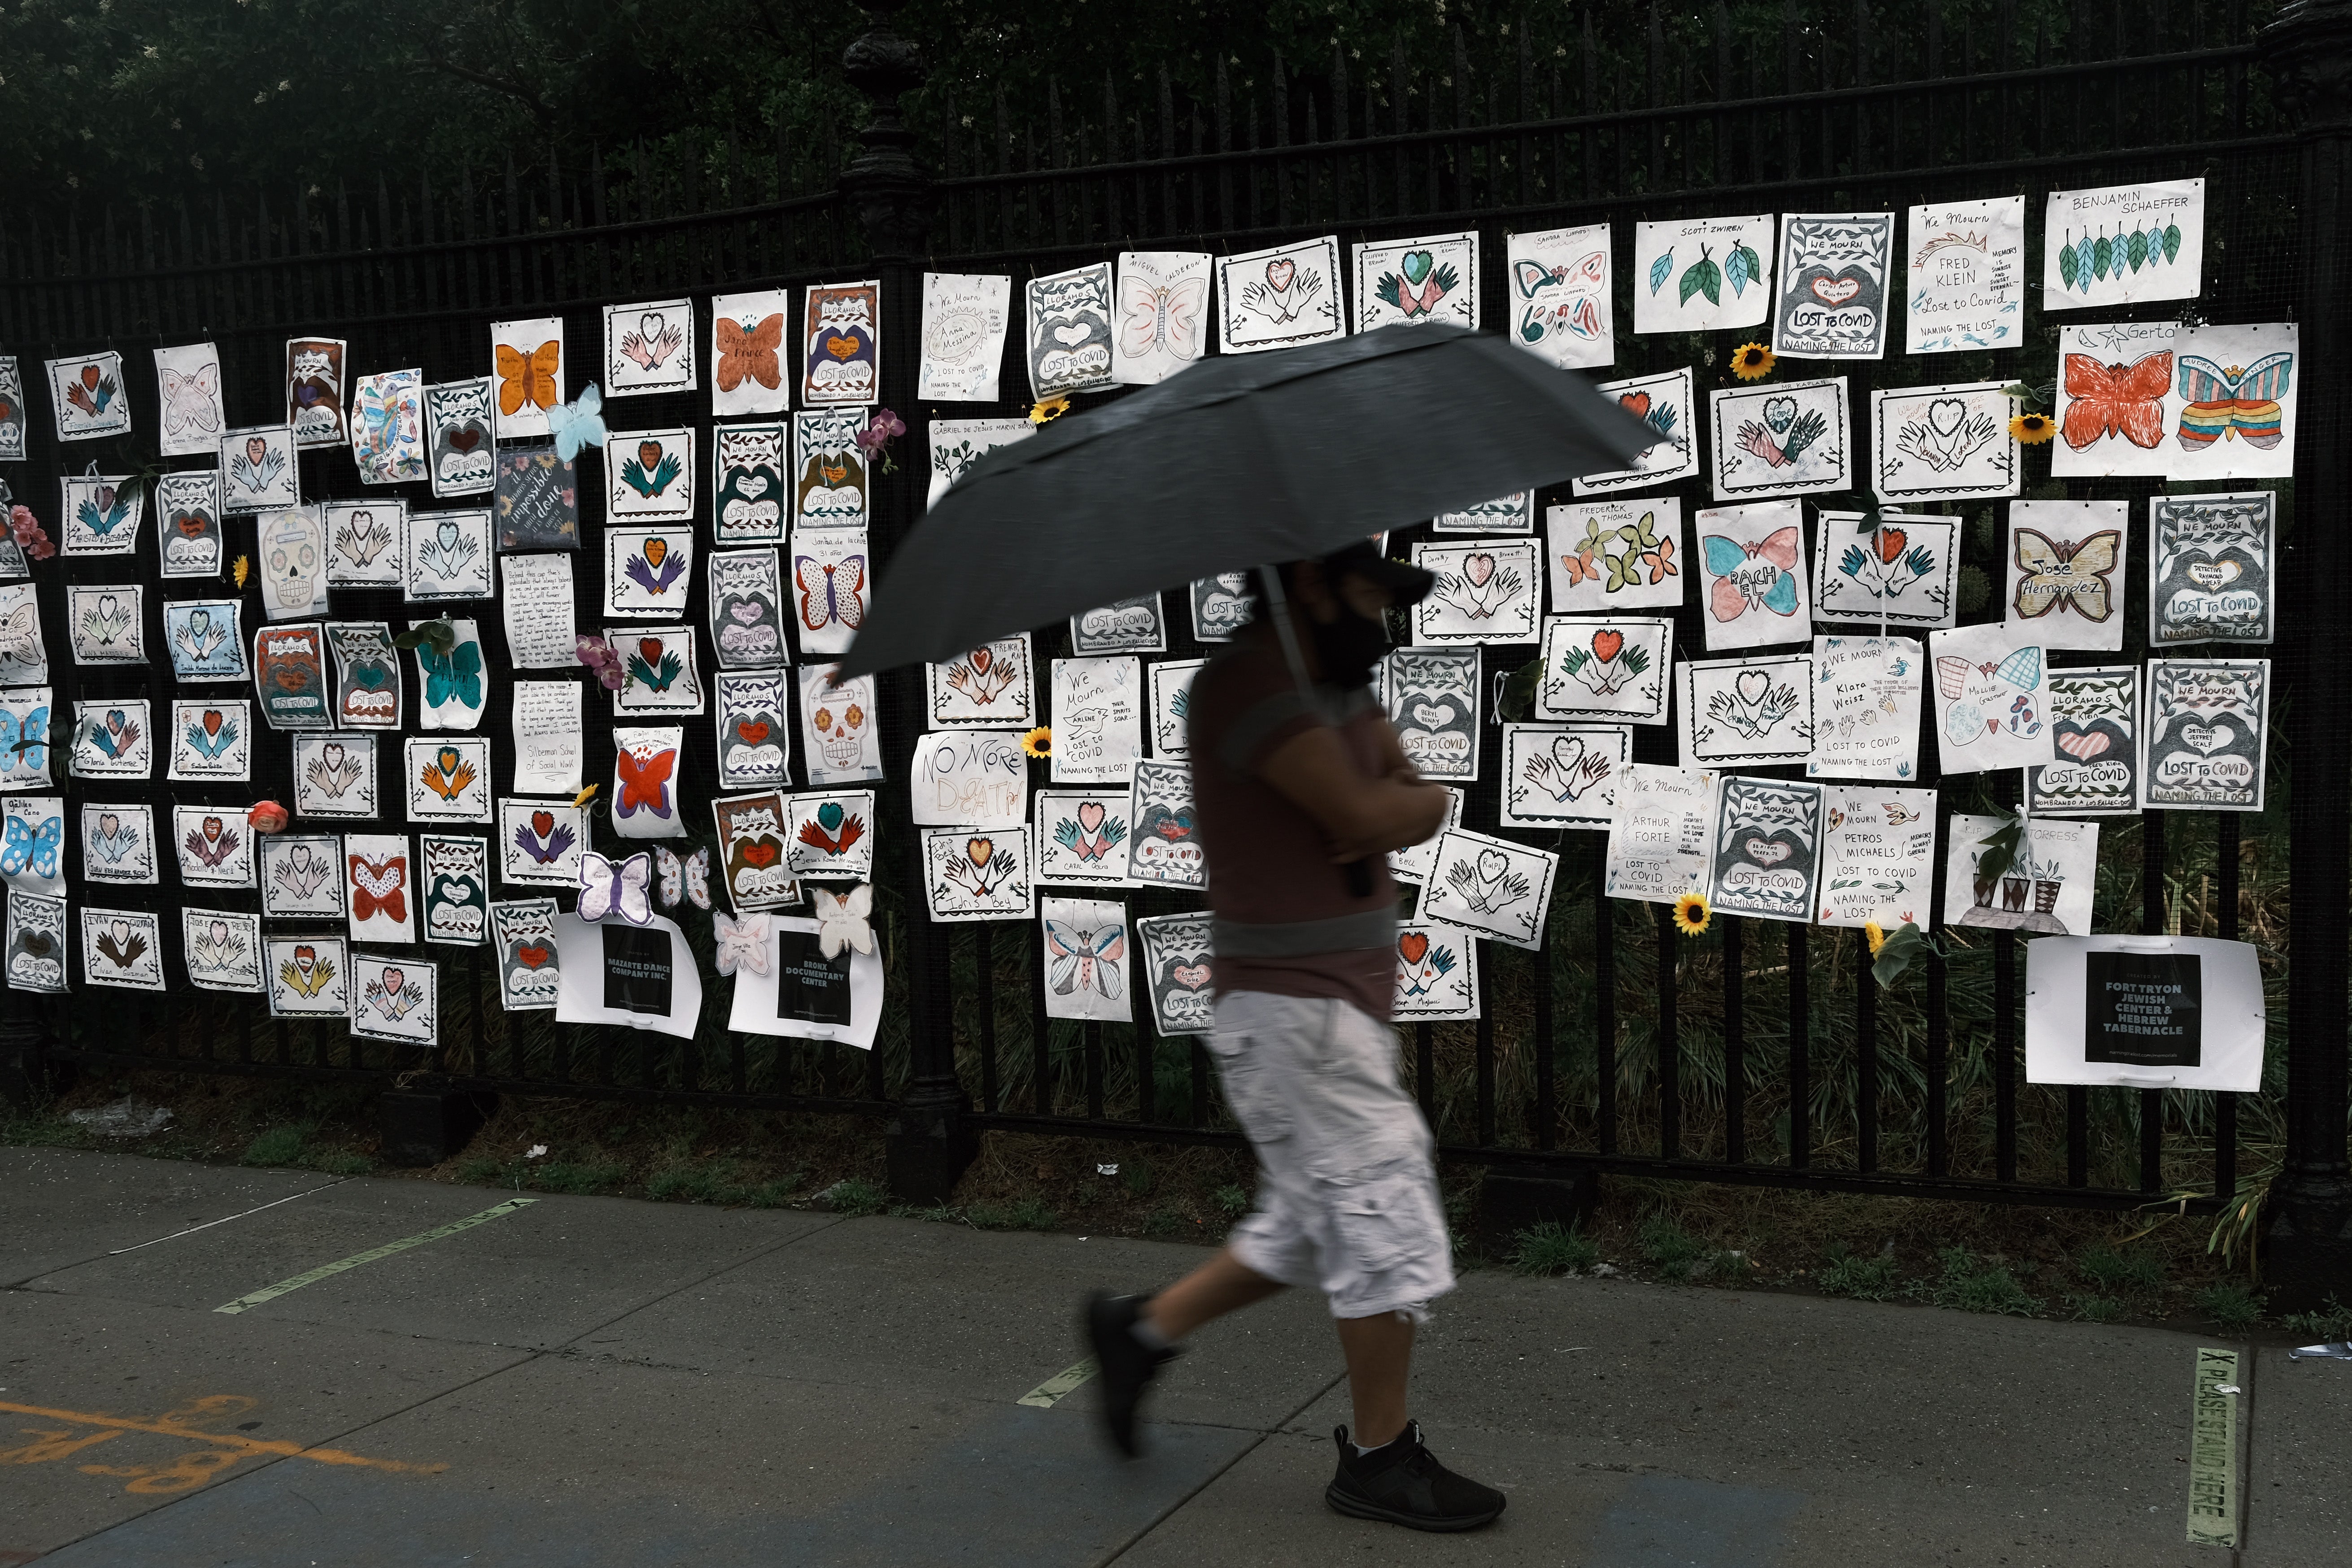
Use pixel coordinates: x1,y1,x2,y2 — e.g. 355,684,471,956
1086,542,1507,1533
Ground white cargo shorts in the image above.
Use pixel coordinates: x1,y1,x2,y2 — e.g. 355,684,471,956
1209,990,1455,1320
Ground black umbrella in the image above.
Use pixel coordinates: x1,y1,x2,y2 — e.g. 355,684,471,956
838,323,1660,677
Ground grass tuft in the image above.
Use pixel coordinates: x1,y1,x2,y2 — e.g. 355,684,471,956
530,1161,629,1196
2074,1245,2164,1296
825,1176,890,1216
239,1124,311,1167
968,1196,1057,1231
2065,1292,2128,1324
1916,1247,2042,1317
1638,1214,1713,1281
1508,1221,1599,1277
2280,1293,2352,1340
2195,1281,2265,1332
1815,1250,1902,1302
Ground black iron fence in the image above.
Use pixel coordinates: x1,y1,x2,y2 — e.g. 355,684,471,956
2,1,2347,1282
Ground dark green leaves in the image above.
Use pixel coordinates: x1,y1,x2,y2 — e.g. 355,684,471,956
1679,246,1723,307
393,618,457,656
1971,809,2027,904
1499,656,1544,722
1871,921,1935,988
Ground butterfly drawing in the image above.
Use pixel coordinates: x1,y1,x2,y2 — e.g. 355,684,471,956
279,944,336,998
92,918,148,970
1735,398,1830,469
304,741,367,799
620,439,683,498
64,363,119,421
795,554,867,633
620,313,684,373
0,705,51,776
417,638,484,711
513,809,578,865
716,313,785,393
578,850,654,926
658,846,712,910
1511,252,1607,345
797,799,867,857
419,745,476,801
1052,802,1126,862
547,382,607,463
624,637,685,693
182,815,240,869
712,911,769,975
1444,847,1533,916
813,883,875,959
623,537,687,597
349,855,408,923
161,362,222,439
183,710,239,760
82,708,141,761
1120,277,1207,362
2176,352,2294,451
1374,249,1461,319
85,812,140,865
0,601,43,672
3,812,64,878
1046,913,1125,998
615,745,676,820
227,437,288,497
495,338,562,417
2060,351,2171,452
2012,529,2122,623
76,484,133,538
1702,527,1802,622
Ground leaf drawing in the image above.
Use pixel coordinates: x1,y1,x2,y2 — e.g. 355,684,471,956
1724,242,1762,297
1678,248,1722,307
1648,250,1674,296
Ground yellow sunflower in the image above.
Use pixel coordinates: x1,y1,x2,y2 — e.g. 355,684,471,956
1021,725,1053,759
572,783,600,809
1730,343,1776,381
2009,411,2056,444
1865,920,1887,957
1672,891,1711,936
1029,395,1071,426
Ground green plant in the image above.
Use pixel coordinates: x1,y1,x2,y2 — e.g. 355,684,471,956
825,1177,889,1216
1213,1183,1251,1219
1141,1206,1186,1238
1916,1248,2042,1317
1508,1221,1599,1277
2195,1281,2265,1332
2065,1292,2128,1323
1816,1250,1902,1302
310,1150,373,1176
1120,1161,1156,1199
454,1154,519,1186
968,1196,1058,1231
2280,1294,2352,1340
239,1124,310,1166
2075,1244,2164,1296
1638,1214,1713,1281
530,1161,629,1196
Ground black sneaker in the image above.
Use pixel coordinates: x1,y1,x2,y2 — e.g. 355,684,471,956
1326,1421,1506,1532
1084,1291,1177,1459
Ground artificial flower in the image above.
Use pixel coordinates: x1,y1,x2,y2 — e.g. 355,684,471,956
247,800,289,834
1865,920,1887,957
7,505,55,561
855,407,907,473
575,634,627,691
2009,411,2055,445
232,555,251,589
573,783,600,808
1672,891,1711,936
1029,394,1071,426
1021,725,1053,760
1730,343,1776,381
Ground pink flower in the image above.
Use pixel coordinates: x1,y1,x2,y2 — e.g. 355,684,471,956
9,505,54,560
247,800,289,834
854,408,907,472
575,634,627,690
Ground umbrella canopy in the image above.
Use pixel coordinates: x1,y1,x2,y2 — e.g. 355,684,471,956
838,323,1660,677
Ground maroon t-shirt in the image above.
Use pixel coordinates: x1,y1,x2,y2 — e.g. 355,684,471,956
1187,638,1398,1021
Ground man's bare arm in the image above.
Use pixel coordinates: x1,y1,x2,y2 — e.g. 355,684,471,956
1256,725,1449,861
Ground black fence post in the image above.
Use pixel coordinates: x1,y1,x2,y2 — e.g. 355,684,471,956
2262,0,2352,1309
847,1,974,1205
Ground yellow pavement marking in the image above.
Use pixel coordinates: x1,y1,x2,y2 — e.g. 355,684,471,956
213,1197,536,1315
1018,1358,1100,1408
0,1396,445,1492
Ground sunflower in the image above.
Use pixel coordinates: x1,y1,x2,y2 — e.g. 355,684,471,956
1865,920,1887,957
2009,411,2056,445
1029,395,1071,427
1021,725,1053,759
1730,342,1776,381
573,783,601,808
1672,891,1711,936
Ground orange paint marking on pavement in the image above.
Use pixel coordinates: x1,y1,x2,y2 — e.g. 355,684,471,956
0,1397,445,1486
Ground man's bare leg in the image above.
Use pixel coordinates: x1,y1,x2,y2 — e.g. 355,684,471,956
1334,1311,1414,1448
1145,1245,1286,1338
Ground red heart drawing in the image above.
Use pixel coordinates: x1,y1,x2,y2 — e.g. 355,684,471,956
1077,802,1106,834
175,512,208,537
741,842,780,869
1591,629,1625,663
969,646,992,675
1462,552,1496,588
515,944,550,969
448,428,482,453
1265,258,1297,292
529,810,555,839
292,944,317,967
1398,932,1430,965
1171,963,1212,990
1809,275,1862,306
1874,527,1908,565
202,710,223,737
966,837,994,867
637,638,664,664
80,364,101,391
1618,391,1653,421
2056,730,2111,761
735,721,770,746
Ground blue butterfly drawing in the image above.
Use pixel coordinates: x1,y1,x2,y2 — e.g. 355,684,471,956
547,382,607,463
1,812,62,879
417,638,484,710
0,705,52,777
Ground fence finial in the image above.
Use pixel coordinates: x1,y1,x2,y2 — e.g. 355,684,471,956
842,0,931,259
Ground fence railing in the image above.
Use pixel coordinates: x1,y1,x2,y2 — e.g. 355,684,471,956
2,2,2345,1284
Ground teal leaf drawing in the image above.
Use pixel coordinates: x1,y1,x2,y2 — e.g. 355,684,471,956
1679,252,1722,307
2058,239,2079,291
1728,242,1761,297
2091,234,2113,281
2126,229,2148,273
1648,250,1674,296
2162,222,2182,263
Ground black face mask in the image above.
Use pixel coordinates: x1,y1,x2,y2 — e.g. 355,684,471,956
1311,604,1390,690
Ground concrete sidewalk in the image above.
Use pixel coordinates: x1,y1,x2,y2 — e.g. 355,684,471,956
2,1145,2345,1567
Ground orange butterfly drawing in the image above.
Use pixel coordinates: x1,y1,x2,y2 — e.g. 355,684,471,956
2059,351,2170,454
716,314,785,393
494,339,562,417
